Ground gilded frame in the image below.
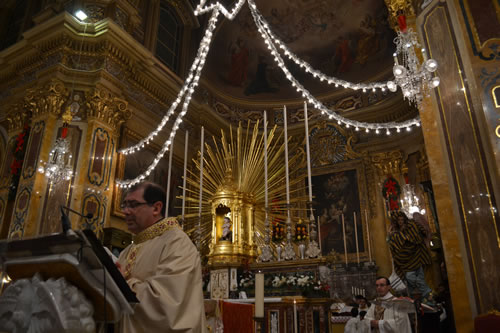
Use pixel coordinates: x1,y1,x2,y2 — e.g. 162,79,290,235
312,159,369,261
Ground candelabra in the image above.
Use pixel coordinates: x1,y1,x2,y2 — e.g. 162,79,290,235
386,16,440,107
400,184,425,217
38,134,73,184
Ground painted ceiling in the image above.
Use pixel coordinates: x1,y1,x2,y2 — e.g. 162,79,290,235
204,0,396,102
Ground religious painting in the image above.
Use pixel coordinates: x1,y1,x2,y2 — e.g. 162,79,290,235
112,130,182,218
312,165,365,258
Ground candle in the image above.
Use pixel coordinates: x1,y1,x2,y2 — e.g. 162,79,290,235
342,214,348,265
293,299,298,333
181,131,189,223
365,209,372,262
317,216,322,253
304,102,313,205
264,111,268,209
255,273,264,318
354,212,359,264
283,106,290,205
394,55,399,65
198,126,204,247
165,137,174,216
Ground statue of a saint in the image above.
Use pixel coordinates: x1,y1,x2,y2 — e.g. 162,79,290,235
220,217,232,242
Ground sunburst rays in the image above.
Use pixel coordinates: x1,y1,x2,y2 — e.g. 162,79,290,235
181,120,309,260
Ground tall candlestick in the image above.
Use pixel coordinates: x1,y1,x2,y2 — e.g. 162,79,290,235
264,111,268,209
283,106,290,206
304,102,313,206
293,299,298,333
354,212,359,264
317,216,322,253
181,131,189,222
342,214,348,265
365,209,372,262
255,273,264,318
165,137,174,217
198,126,204,248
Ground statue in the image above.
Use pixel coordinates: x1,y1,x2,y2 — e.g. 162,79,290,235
220,217,232,242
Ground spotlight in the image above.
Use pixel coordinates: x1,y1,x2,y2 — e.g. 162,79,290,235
75,10,88,21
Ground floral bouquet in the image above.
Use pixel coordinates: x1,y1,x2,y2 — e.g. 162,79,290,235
239,270,254,289
294,221,308,242
272,222,285,242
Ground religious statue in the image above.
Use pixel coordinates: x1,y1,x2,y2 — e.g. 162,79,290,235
220,216,232,242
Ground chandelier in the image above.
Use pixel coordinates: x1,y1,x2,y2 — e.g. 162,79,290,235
386,15,440,107
399,184,425,217
38,127,74,184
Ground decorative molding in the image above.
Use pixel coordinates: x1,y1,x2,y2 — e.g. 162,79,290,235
85,88,131,131
370,150,405,176
24,79,69,120
6,102,30,133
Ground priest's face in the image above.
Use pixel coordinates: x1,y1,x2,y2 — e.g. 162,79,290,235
122,187,157,234
375,278,391,297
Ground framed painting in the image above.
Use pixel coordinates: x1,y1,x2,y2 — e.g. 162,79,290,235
312,160,368,259
112,130,182,218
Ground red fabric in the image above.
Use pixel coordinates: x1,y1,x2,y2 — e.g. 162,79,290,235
222,301,254,333
475,312,500,333
61,127,68,138
397,15,407,32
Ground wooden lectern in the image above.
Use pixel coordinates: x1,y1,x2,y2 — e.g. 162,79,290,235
0,230,138,332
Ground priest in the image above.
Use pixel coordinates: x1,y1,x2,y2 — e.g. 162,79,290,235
117,181,206,332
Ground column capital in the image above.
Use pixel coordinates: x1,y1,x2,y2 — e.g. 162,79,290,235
85,88,131,131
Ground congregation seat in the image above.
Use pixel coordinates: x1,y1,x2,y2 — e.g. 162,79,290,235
474,311,500,333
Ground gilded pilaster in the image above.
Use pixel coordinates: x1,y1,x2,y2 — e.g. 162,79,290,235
70,88,130,235
369,150,406,277
8,79,69,239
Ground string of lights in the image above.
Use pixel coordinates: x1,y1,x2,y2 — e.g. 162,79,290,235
116,9,220,187
248,0,420,133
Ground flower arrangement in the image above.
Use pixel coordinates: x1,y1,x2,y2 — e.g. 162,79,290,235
382,175,400,211
9,125,30,200
239,270,254,289
272,222,285,242
294,220,308,242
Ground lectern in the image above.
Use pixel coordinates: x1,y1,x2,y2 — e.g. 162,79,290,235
0,230,138,332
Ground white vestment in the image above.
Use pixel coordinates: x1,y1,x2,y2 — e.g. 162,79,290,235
362,292,412,333
344,317,370,333
118,217,207,332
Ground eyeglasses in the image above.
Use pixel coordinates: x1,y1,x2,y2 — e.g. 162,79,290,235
120,200,150,210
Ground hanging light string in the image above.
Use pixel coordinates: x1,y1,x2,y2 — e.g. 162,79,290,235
116,9,220,187
248,0,420,133
194,0,246,20
249,2,387,92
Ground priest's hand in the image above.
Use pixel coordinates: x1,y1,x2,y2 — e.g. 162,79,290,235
370,320,379,328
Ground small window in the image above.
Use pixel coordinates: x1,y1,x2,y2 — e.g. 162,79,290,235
155,2,182,73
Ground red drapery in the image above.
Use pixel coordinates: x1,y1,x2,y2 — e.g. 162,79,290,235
222,301,254,333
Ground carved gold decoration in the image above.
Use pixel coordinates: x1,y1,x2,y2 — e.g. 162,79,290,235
182,121,308,267
384,0,416,30
371,150,405,176
85,88,131,130
6,102,30,132
24,79,69,120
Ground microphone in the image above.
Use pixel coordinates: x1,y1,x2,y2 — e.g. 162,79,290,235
60,206,94,234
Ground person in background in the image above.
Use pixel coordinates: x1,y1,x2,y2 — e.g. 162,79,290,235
118,181,206,332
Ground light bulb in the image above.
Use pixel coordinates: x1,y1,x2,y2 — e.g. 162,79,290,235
431,76,440,87
425,59,438,72
387,81,398,92
393,65,406,78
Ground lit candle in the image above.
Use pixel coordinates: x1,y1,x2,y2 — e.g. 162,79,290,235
181,131,189,223
165,137,174,216
354,212,359,264
394,55,399,65
293,299,298,333
255,272,264,318
342,214,348,265
365,209,372,262
198,126,204,246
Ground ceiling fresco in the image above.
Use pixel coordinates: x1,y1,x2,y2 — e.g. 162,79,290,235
204,0,396,102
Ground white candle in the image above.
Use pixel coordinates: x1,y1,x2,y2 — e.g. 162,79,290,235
394,55,399,65
365,209,372,262
304,102,313,205
181,131,189,222
165,137,174,216
317,216,322,253
293,299,298,333
354,212,359,264
198,127,204,246
255,273,264,318
283,106,290,205
264,111,268,209
342,214,348,265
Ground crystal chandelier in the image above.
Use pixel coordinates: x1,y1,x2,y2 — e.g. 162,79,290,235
386,15,440,107
38,128,74,184
399,184,425,217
